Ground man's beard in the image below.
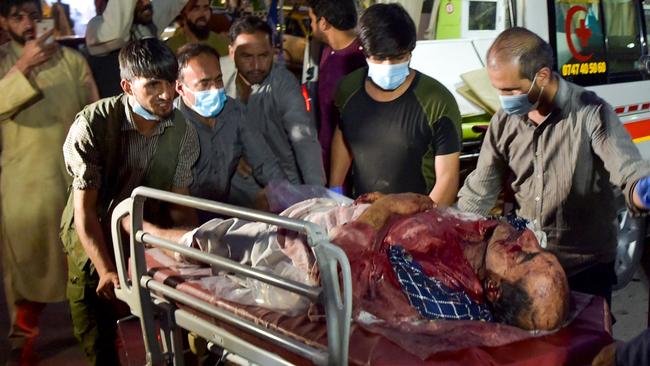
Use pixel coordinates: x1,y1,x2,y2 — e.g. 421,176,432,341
7,28,34,45
187,19,210,40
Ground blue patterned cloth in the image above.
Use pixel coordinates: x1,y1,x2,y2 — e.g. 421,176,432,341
388,245,493,322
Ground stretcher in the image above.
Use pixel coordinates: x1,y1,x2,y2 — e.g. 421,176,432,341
111,187,613,366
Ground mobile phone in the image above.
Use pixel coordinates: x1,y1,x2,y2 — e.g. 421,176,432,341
36,18,55,44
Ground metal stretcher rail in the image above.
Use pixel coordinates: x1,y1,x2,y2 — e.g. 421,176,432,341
110,186,353,366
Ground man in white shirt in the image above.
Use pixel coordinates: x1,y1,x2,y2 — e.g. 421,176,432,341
85,0,187,97
86,0,187,56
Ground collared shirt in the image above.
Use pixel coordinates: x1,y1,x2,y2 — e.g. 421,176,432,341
222,57,326,187
175,97,286,204
458,76,650,276
63,98,199,205
388,245,493,322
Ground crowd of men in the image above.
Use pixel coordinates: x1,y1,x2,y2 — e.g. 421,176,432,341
2,0,650,365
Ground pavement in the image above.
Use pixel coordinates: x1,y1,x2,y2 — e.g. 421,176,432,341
0,274,88,365
1,262,648,365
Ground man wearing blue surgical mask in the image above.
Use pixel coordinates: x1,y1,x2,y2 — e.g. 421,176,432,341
458,27,650,306
175,43,287,217
330,3,462,205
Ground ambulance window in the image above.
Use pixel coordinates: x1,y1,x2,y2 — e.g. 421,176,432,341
602,0,641,75
468,1,497,31
551,0,645,86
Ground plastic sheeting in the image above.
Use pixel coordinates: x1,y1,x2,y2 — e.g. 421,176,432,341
144,248,612,365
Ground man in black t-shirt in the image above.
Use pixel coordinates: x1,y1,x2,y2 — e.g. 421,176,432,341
329,3,461,205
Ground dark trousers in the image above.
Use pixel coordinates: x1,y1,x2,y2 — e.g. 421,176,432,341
568,261,616,307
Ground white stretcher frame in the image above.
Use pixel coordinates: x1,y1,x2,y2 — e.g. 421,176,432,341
110,186,353,366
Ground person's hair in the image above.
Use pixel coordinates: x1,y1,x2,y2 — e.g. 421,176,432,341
490,280,533,326
0,0,38,17
307,0,358,31
182,0,197,14
228,15,272,44
358,3,416,59
177,43,221,80
119,38,178,82
487,27,554,81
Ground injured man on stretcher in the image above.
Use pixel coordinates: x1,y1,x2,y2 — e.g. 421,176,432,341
129,192,569,333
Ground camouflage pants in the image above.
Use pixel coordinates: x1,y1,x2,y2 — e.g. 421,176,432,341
66,257,120,366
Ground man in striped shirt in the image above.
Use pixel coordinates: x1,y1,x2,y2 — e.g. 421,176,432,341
458,27,650,306
62,38,199,365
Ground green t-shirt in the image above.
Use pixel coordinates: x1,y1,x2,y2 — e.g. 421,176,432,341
335,68,461,196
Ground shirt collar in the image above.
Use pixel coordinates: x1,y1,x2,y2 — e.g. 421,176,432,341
551,74,571,117
175,96,230,134
122,96,174,135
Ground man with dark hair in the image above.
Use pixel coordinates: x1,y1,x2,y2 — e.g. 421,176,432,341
61,38,199,365
221,15,326,208
458,27,650,305
330,3,461,205
166,0,229,56
307,0,365,179
0,0,98,363
175,43,287,218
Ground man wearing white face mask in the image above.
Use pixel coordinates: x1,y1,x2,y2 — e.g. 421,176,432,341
175,43,287,218
329,3,461,206
62,38,199,364
458,27,650,305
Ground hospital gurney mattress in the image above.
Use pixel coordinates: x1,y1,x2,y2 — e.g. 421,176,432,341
114,187,613,366
143,239,612,365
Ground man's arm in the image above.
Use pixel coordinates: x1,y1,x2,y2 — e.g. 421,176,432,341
85,0,138,55
170,186,198,227
274,67,326,186
330,193,433,256
587,104,650,212
428,114,461,206
430,152,460,206
457,114,508,215
239,115,288,184
329,126,352,188
0,32,57,120
63,113,118,297
73,189,120,299
169,122,200,225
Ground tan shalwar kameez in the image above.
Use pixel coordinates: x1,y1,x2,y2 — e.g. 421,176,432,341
0,40,98,348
